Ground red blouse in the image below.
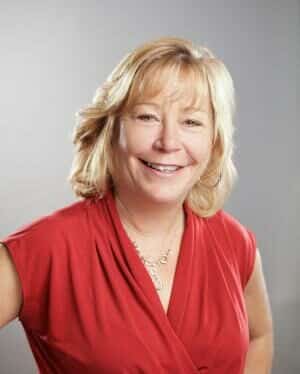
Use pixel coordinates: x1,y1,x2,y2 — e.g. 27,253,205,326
1,190,256,373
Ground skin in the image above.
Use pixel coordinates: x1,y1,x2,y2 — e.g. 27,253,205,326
244,250,274,373
0,77,273,373
112,81,274,373
112,85,214,238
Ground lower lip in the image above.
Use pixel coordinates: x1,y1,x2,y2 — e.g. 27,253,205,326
139,160,184,178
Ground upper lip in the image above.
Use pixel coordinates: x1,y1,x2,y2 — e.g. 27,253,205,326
140,159,184,167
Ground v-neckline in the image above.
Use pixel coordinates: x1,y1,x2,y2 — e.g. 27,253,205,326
104,190,195,330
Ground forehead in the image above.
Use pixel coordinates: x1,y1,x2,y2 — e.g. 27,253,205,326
123,61,212,113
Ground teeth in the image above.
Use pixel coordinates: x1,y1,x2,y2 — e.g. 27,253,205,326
146,161,179,172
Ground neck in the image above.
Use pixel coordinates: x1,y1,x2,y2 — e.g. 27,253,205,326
113,188,185,239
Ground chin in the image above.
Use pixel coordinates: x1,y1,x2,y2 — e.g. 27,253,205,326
141,186,187,206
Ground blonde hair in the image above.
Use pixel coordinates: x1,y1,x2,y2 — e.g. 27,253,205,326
68,36,237,217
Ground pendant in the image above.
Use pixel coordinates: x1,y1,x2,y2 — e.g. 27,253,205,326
145,263,163,290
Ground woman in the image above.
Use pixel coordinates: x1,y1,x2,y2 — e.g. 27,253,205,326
0,37,273,373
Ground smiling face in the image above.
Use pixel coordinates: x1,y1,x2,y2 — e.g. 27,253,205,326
112,68,215,207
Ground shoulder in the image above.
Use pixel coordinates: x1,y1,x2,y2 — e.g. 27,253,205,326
201,209,255,247
47,198,91,231
47,198,90,223
190,208,257,288
1,198,92,248
211,210,257,289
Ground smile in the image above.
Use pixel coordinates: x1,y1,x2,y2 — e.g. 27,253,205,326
139,159,184,174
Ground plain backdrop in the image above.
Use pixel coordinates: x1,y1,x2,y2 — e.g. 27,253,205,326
0,1,299,373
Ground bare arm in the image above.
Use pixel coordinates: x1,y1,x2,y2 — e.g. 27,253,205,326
0,243,23,328
244,248,274,374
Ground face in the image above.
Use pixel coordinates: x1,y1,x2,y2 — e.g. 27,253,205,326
112,82,214,206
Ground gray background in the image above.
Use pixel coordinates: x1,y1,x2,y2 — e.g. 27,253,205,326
0,0,299,373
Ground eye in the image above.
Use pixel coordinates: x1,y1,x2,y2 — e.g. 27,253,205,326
184,119,203,127
136,114,158,122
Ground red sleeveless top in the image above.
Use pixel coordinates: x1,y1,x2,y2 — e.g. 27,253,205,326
1,190,256,373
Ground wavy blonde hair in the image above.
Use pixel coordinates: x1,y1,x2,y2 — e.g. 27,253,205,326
68,36,237,217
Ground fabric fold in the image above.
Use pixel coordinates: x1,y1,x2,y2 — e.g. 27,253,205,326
1,188,256,373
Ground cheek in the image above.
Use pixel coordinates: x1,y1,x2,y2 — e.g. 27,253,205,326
119,125,153,156
188,138,213,164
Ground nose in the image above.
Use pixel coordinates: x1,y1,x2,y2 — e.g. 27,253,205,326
153,119,181,153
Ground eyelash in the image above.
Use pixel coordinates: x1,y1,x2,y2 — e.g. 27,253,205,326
136,114,203,127
136,114,156,122
184,119,203,127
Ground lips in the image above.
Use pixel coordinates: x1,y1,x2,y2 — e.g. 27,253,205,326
139,158,183,167
139,159,183,173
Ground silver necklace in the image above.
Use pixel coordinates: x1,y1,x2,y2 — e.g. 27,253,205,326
115,195,181,291
131,236,176,291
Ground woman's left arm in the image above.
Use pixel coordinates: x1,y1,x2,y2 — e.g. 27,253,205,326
244,248,274,374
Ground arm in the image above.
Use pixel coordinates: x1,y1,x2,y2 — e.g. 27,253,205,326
0,243,23,328
244,248,274,374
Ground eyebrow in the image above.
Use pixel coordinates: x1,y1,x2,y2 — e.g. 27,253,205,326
133,102,207,114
